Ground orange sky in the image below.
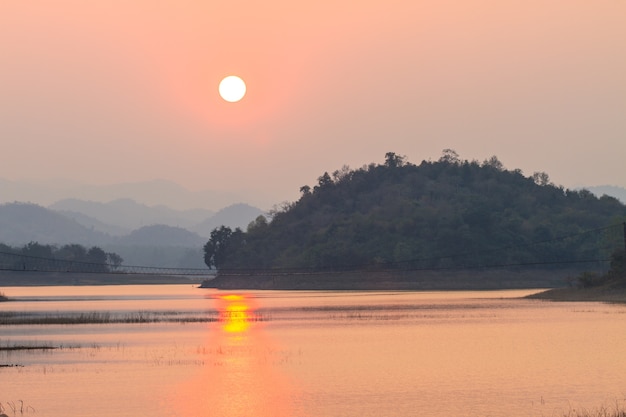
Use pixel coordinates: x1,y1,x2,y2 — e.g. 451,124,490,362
1,1,624,209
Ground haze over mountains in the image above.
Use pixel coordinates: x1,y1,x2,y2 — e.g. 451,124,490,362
50,198,215,235
585,186,626,205
0,190,265,269
0,178,270,211
0,200,263,242
3,178,625,210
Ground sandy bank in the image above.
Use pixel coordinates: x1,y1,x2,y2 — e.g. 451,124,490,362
528,286,626,304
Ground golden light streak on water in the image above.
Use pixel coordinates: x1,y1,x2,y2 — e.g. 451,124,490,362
172,292,300,417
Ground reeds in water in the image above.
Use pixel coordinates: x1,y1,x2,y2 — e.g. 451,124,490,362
561,404,626,417
1,400,36,415
0,310,219,325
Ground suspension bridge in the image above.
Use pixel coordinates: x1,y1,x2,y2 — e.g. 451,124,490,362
0,223,624,281
0,252,214,278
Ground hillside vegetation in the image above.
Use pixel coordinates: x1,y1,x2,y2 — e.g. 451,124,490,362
0,241,123,273
204,151,626,282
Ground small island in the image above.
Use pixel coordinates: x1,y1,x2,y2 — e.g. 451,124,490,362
201,151,626,292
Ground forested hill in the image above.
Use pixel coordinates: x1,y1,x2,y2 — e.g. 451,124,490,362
204,151,626,277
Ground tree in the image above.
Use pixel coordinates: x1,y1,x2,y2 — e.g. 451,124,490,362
21,242,54,270
1,242,122,273
203,226,234,269
87,246,109,272
22,242,54,259
607,250,626,280
532,171,550,186
384,152,406,168
482,155,504,171
56,244,88,272
107,252,124,270
316,172,333,188
439,148,460,164
57,244,87,261
332,165,352,183
247,215,269,234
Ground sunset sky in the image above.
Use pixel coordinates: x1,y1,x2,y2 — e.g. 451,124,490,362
1,1,624,209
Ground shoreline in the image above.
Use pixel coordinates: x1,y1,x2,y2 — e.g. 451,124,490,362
0,271,206,286
201,268,577,291
528,286,626,304
3,271,625,305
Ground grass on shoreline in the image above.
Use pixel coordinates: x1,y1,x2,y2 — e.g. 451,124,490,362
0,310,220,325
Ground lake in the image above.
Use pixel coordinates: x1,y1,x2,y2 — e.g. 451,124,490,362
1,285,625,417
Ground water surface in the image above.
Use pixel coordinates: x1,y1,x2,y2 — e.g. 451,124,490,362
1,285,625,417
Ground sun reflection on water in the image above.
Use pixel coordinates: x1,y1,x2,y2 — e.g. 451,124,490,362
170,292,301,417
218,293,255,334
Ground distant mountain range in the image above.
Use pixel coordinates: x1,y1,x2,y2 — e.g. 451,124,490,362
48,199,263,238
3,177,623,210
0,200,265,268
50,198,215,235
0,178,265,211
0,202,111,246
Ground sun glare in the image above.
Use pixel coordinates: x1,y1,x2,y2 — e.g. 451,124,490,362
223,303,251,333
215,293,254,333
219,75,246,102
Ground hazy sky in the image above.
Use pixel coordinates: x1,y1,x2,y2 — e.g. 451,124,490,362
1,1,625,209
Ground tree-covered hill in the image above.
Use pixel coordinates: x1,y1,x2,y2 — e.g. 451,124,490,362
204,151,626,281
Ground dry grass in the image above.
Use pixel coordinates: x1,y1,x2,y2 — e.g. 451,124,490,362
0,400,36,415
0,344,56,352
0,310,220,325
560,404,626,417
552,399,626,417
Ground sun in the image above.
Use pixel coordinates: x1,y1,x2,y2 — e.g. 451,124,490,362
218,75,246,102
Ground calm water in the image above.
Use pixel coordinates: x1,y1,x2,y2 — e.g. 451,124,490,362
1,285,625,417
